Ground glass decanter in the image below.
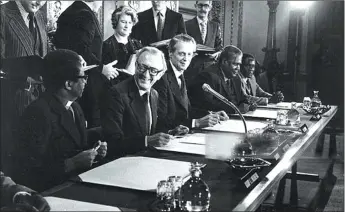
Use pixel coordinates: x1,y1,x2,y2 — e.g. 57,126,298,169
287,102,300,126
311,91,322,108
179,163,211,212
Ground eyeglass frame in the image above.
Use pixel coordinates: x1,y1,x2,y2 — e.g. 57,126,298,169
136,61,164,76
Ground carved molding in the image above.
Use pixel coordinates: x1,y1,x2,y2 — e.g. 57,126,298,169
237,1,244,49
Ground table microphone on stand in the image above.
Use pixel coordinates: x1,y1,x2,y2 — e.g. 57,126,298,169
202,83,248,134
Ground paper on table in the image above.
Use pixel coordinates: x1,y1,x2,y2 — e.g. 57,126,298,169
242,108,279,119
45,197,121,211
258,102,302,109
204,119,268,133
174,133,206,145
156,141,206,155
79,156,191,191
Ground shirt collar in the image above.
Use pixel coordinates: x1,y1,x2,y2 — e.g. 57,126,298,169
65,101,73,110
152,7,167,18
170,61,184,78
16,1,30,23
197,16,208,25
134,78,150,97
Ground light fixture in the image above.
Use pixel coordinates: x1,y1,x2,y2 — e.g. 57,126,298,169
289,1,313,10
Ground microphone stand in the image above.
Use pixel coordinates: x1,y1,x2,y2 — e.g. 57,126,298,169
202,84,248,134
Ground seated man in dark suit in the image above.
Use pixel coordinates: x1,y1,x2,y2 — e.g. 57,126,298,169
101,47,174,157
188,45,255,114
240,53,284,105
184,1,223,85
13,49,107,192
153,34,229,132
132,1,186,46
1,171,50,211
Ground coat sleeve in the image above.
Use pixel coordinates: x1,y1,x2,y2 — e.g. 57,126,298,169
177,14,187,34
16,106,67,191
0,172,34,207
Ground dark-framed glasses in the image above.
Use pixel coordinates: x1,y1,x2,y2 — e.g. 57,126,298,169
136,62,163,76
197,3,211,9
244,64,256,68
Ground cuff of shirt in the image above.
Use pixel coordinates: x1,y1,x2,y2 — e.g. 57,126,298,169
13,191,31,203
192,119,196,128
145,136,148,147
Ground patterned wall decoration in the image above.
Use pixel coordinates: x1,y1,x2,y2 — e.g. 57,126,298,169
237,1,244,49
126,1,179,12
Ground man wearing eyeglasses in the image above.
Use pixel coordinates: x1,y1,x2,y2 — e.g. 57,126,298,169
240,53,284,105
188,45,256,114
153,34,229,133
101,47,177,157
184,1,223,86
13,49,107,192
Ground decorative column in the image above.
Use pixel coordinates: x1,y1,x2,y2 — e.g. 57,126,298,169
210,1,243,47
262,0,281,93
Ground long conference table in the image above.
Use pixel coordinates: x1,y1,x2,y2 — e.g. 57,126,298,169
42,103,338,211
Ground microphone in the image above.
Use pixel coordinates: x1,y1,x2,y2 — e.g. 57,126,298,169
202,83,248,134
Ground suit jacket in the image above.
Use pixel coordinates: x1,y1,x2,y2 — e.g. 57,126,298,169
153,63,196,132
241,75,272,105
0,172,33,208
54,1,105,128
185,17,223,51
54,1,103,66
13,93,91,192
188,64,249,114
100,77,158,157
132,8,186,46
0,1,48,60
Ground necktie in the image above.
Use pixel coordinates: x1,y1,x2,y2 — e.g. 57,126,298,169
157,12,164,41
179,75,189,111
67,107,75,122
143,93,152,135
246,79,252,95
28,12,36,39
200,22,207,44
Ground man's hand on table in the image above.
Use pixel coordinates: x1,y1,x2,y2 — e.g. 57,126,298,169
12,192,50,212
93,140,107,158
168,125,189,136
147,133,173,147
195,111,226,128
269,91,284,103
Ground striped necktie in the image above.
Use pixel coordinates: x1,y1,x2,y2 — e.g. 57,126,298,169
157,12,164,41
200,21,207,44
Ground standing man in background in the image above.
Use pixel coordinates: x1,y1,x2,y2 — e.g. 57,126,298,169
132,1,186,46
54,0,119,128
0,0,47,175
184,1,223,86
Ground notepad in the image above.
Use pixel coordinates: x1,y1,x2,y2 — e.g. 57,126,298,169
242,108,280,119
204,119,268,133
45,196,121,211
79,156,191,191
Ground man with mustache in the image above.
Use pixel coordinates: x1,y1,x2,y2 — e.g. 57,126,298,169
13,49,107,192
101,47,175,157
153,34,229,133
188,45,255,114
184,1,223,86
240,53,284,105
132,1,186,46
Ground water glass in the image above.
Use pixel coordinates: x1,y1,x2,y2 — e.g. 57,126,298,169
303,97,311,109
276,110,288,125
157,180,168,200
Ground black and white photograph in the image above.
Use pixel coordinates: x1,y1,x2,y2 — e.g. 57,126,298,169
0,0,344,211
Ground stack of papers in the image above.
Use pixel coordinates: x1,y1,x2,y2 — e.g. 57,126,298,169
204,119,268,133
79,156,191,191
45,197,121,211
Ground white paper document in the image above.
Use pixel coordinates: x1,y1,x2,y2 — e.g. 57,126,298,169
45,196,121,211
242,108,280,119
258,102,303,109
79,156,191,191
204,119,268,133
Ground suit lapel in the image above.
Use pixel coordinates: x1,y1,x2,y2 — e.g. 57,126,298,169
6,2,34,55
48,96,81,146
216,67,233,99
249,77,256,96
191,17,203,44
167,68,189,112
146,9,158,41
72,103,87,146
162,9,173,40
128,80,147,135
232,76,242,104
205,21,214,46
35,12,47,56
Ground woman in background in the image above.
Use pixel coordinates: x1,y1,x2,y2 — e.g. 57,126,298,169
102,6,142,86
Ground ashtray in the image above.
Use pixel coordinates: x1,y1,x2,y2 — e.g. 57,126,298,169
226,157,271,171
